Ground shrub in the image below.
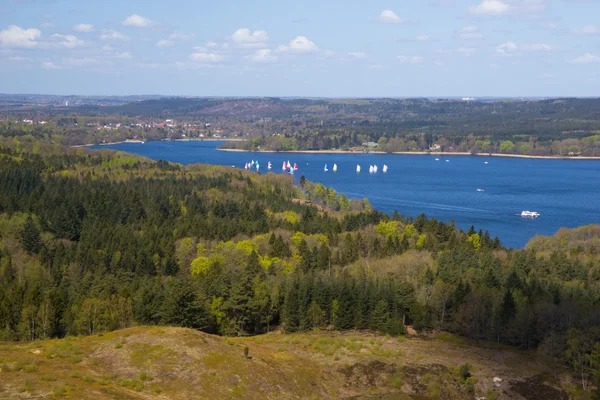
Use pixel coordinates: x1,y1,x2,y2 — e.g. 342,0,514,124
458,363,472,383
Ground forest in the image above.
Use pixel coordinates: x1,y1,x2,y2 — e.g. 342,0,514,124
1,131,600,394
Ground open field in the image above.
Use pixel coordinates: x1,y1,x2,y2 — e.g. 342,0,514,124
0,327,570,399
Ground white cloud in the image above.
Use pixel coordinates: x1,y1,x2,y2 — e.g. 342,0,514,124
114,52,133,59
521,0,545,13
496,41,518,54
457,47,476,56
73,23,94,32
570,53,600,64
156,39,174,47
574,25,599,35
496,42,553,55
397,55,424,64
101,44,113,52
41,61,60,69
206,41,218,48
63,57,96,67
231,28,268,47
51,34,84,48
8,56,30,62
458,26,483,40
379,9,404,24
169,32,194,40
348,52,367,59
469,0,512,15
323,50,336,57
100,30,128,40
123,14,152,27
248,48,277,63
0,25,41,48
189,52,224,63
287,36,318,53
415,34,430,41
523,43,552,52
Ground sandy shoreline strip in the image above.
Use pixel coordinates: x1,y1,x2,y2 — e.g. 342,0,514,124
72,138,242,148
217,148,600,160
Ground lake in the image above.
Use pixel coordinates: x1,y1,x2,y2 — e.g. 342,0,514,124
92,140,600,249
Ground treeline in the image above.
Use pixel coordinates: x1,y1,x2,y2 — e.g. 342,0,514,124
2,136,600,392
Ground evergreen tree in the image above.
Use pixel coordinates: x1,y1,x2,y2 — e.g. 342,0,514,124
21,216,42,255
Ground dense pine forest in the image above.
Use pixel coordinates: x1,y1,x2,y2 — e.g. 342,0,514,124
1,132,600,393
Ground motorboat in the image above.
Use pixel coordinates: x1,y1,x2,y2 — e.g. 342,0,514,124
521,211,540,218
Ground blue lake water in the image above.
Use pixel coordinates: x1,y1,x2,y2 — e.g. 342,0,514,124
92,141,600,249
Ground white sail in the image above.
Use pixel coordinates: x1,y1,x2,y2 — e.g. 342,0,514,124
356,165,361,172
324,164,328,172
383,164,388,173
369,165,374,174
256,163,260,170
282,161,286,170
333,163,338,172
268,162,272,170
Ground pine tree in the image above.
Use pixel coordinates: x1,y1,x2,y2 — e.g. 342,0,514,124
21,216,42,255
282,281,300,332
370,300,390,332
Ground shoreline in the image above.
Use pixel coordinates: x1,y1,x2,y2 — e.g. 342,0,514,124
216,148,600,160
72,138,242,148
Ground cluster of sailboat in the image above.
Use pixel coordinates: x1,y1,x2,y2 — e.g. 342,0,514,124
325,163,388,173
244,161,388,174
244,160,300,173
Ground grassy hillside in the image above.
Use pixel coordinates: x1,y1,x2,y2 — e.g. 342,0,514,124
0,326,568,400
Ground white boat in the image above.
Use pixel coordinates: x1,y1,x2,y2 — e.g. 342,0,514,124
435,158,440,161
477,188,485,192
256,162,260,171
521,211,540,218
282,161,286,171
268,162,272,170
373,165,378,173
333,163,338,172
324,164,328,172
369,165,374,174
484,161,489,164
244,163,249,170
383,164,388,173
445,160,450,162
356,165,361,173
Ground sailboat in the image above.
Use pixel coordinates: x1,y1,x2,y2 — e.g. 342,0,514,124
324,164,329,172
256,162,260,171
374,165,378,173
268,162,272,170
294,163,298,170
356,165,361,173
244,163,249,170
333,163,338,172
369,165,374,174
383,164,388,173
282,161,287,171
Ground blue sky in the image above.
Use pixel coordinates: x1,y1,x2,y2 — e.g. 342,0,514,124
0,0,599,96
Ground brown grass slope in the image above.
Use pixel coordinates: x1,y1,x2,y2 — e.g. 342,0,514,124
0,327,567,400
